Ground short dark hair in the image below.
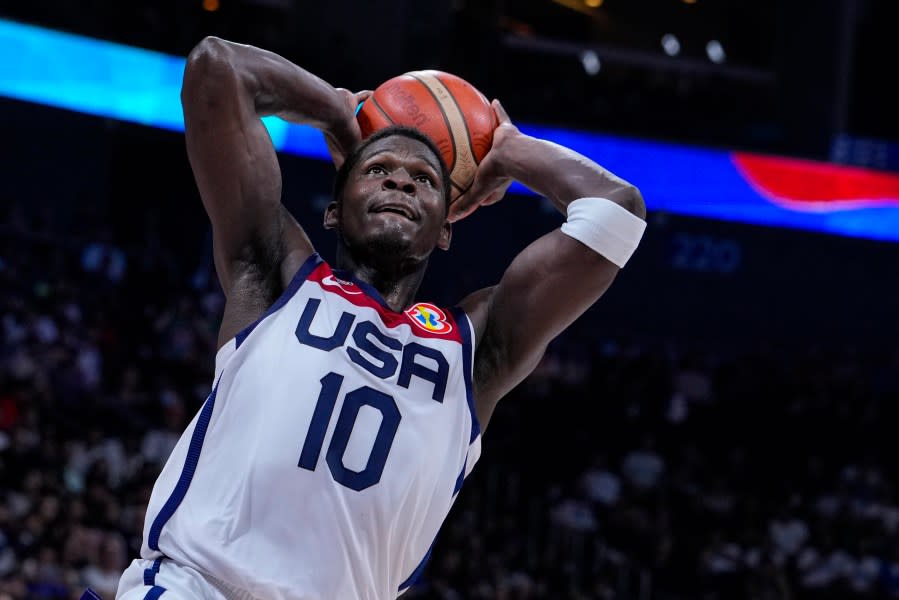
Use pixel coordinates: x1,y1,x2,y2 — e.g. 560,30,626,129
332,126,452,213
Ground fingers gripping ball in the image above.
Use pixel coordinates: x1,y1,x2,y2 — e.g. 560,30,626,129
357,70,497,201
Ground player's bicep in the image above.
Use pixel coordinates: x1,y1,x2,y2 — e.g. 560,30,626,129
182,40,311,292
475,230,619,408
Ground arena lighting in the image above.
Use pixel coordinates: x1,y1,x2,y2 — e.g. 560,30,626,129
580,50,601,75
0,19,290,146
706,40,726,64
3,19,899,242
661,34,681,57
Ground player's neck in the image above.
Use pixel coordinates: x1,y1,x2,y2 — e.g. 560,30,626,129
335,245,427,312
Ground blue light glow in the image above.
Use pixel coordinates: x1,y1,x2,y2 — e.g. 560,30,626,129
2,18,898,242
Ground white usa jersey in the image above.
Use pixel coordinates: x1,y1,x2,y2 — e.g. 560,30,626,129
138,254,481,599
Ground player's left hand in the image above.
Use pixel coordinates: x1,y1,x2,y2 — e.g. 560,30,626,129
325,89,372,169
448,100,518,223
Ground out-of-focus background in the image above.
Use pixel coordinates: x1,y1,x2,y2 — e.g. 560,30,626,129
1,1,898,598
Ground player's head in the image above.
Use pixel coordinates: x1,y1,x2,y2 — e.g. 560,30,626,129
332,127,452,211
325,127,453,273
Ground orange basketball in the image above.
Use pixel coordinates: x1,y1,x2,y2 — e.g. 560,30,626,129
357,70,497,200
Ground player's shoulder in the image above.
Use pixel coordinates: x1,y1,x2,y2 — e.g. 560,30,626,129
455,286,495,343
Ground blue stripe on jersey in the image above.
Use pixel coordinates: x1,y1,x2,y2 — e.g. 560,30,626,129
80,588,103,600
143,557,163,585
449,307,480,443
143,586,166,600
398,540,435,593
331,267,395,312
400,309,477,593
452,461,465,496
235,252,323,348
147,384,219,551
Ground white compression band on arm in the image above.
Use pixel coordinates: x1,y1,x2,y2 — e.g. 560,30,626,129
560,197,647,268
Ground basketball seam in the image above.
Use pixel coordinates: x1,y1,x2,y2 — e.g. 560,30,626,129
406,72,458,173
439,81,480,167
409,72,479,193
441,87,479,195
370,96,396,126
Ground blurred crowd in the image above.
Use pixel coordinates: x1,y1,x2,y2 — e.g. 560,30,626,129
409,338,899,600
1,201,219,599
2,198,899,600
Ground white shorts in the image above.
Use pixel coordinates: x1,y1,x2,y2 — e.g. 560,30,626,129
116,558,259,600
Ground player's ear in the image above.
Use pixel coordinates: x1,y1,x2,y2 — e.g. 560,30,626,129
437,220,451,251
323,201,340,229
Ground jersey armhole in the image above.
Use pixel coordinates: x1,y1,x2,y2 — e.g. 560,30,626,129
449,306,481,444
214,339,237,384
211,253,324,387
229,252,324,349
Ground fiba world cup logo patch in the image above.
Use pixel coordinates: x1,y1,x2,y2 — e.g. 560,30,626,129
405,303,453,335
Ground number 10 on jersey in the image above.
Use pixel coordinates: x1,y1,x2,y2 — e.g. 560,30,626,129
298,372,401,491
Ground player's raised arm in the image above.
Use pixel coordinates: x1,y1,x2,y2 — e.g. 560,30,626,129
456,101,646,428
181,37,363,345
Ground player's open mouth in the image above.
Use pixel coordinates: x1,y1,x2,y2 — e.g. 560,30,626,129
371,202,418,221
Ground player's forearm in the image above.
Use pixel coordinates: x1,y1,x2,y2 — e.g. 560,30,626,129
501,133,645,218
183,37,351,140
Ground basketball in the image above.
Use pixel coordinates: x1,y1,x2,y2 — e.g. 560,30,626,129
357,70,498,200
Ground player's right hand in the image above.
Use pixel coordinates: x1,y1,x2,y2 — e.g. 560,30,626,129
448,100,517,223
324,89,372,169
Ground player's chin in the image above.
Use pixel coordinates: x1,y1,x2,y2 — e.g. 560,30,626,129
363,229,415,257
363,228,439,263
365,214,420,241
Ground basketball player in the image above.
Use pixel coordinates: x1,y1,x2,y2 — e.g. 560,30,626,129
115,37,646,599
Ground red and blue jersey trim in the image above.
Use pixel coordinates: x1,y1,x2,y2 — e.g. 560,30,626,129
307,259,466,344
231,253,466,348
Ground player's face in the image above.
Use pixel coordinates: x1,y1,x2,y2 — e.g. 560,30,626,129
325,136,451,261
